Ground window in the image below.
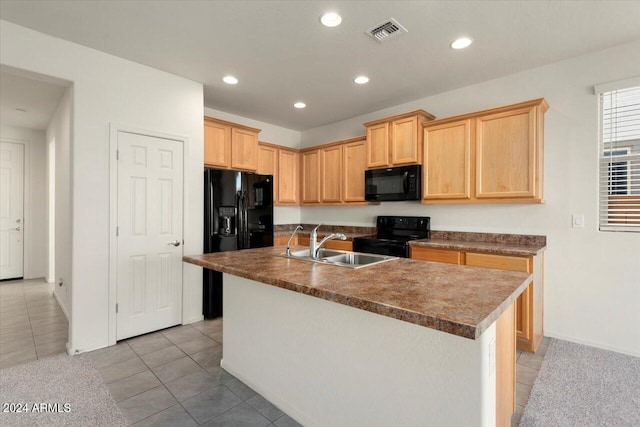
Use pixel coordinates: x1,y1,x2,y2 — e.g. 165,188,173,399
597,84,640,232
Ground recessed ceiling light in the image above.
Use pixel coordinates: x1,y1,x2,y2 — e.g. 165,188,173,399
223,75,238,85
354,76,370,85
293,102,306,109
320,12,342,27
450,37,473,50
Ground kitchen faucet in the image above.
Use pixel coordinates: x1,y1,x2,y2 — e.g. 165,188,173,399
285,225,304,256
310,224,346,260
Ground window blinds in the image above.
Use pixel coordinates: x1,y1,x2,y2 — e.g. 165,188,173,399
599,85,640,232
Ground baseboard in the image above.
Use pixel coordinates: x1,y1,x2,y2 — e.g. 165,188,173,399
544,330,640,358
220,359,318,427
52,289,70,322
185,315,204,324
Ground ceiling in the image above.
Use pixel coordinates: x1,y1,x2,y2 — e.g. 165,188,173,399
1,1,640,131
0,69,67,130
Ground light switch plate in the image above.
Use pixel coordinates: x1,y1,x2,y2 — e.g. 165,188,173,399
572,214,585,228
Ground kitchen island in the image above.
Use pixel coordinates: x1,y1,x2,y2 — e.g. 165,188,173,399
184,246,532,427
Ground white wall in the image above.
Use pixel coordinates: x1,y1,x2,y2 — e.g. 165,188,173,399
0,125,47,280
1,20,204,353
46,88,72,317
300,40,640,357
203,106,301,225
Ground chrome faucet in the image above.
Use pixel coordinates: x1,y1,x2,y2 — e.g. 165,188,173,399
310,224,346,260
285,225,304,256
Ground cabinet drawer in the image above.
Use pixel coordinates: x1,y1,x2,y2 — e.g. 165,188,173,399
324,239,353,251
465,252,531,272
410,247,463,264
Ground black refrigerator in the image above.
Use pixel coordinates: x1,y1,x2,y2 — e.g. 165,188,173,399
203,168,274,319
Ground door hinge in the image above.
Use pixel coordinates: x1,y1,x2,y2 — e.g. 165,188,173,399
116,303,118,313
116,149,119,160
116,226,119,236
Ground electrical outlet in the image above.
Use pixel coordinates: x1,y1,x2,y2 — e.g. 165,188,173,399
572,214,585,228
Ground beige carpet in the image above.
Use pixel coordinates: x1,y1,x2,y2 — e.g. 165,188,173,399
520,338,640,427
0,354,128,426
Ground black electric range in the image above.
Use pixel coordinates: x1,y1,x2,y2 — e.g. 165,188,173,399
352,216,430,258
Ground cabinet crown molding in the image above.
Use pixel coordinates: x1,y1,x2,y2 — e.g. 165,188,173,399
204,115,261,133
422,98,548,128
364,109,436,127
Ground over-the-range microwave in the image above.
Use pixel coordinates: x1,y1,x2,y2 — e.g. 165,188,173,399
364,164,421,202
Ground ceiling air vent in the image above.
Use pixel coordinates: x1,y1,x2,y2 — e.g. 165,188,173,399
366,18,407,43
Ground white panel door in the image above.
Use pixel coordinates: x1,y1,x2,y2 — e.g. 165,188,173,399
0,142,24,280
117,131,183,340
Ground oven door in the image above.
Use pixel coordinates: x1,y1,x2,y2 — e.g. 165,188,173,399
364,165,421,201
352,238,408,258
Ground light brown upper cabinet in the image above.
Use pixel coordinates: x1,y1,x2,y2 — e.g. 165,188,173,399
301,149,321,204
422,98,548,204
204,119,231,168
343,137,367,202
423,119,472,200
204,116,260,171
257,143,277,176
257,142,299,206
277,148,299,205
364,110,435,168
300,136,368,206
320,145,343,203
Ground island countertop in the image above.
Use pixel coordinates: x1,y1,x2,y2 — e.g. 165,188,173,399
184,246,532,339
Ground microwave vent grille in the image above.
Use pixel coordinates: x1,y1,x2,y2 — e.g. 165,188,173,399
366,18,407,43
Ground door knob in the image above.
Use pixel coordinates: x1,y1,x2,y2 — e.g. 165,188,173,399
10,227,21,231
168,240,181,247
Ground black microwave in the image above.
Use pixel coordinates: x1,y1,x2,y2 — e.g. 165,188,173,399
365,165,421,201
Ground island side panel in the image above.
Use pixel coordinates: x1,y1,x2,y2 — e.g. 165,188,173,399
221,273,497,427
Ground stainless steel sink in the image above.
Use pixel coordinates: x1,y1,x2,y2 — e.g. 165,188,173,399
277,249,397,269
286,249,345,259
324,253,397,268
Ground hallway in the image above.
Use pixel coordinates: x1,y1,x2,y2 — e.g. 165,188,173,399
0,278,69,368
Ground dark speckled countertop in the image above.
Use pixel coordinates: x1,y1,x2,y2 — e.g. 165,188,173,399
184,246,532,340
409,231,546,256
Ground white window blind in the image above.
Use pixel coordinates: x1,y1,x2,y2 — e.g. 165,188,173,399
599,85,640,232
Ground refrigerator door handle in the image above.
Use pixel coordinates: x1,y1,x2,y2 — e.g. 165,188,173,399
209,180,215,237
236,191,244,250
244,193,250,248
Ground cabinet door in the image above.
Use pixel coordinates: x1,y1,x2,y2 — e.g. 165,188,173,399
476,107,536,198
321,145,343,203
301,150,321,204
231,127,258,171
423,119,472,200
390,115,420,165
257,144,277,176
204,120,231,168
366,122,390,168
277,149,299,205
343,138,367,202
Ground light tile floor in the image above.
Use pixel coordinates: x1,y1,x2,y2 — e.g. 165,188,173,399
0,279,547,426
0,278,69,369
87,319,301,426
512,337,550,427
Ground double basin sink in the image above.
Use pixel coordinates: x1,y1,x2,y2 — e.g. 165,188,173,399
278,249,397,269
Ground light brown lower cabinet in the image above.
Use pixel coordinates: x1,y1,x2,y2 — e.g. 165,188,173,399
410,247,543,353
